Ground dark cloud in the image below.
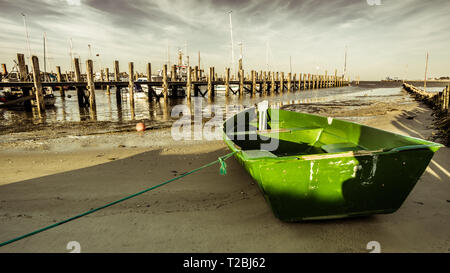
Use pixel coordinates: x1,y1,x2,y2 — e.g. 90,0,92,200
0,0,449,80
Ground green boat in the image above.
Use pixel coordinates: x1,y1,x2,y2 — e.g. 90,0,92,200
223,105,443,221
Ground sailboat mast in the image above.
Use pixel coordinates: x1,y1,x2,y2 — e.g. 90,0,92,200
167,42,170,67
229,11,235,75
69,38,74,72
88,44,92,59
424,52,429,92
289,56,292,74
343,46,347,78
184,40,188,65
43,32,47,77
21,13,32,61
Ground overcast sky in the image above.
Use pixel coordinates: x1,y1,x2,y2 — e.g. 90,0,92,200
0,0,449,80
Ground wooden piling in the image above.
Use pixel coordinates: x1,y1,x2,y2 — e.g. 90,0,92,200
30,56,45,115
86,59,96,110
287,72,291,93
307,73,311,89
211,67,215,97
146,63,152,99
292,73,296,91
301,73,305,90
113,60,121,104
163,64,168,101
105,67,110,95
263,71,267,95
74,58,87,107
207,68,212,98
114,61,119,82
56,66,65,97
252,70,256,96
270,72,275,95
239,69,244,96
225,67,230,97
171,64,176,81
443,85,449,112
128,62,135,105
16,54,33,111
274,72,280,92
74,58,81,81
17,54,27,81
100,69,105,90
186,66,192,100
334,70,337,87
258,71,263,93
1,64,7,76
194,66,199,81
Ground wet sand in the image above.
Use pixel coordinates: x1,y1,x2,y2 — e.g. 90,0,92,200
0,91,449,252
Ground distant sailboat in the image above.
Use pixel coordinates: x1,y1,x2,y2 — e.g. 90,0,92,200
342,46,347,79
424,52,429,92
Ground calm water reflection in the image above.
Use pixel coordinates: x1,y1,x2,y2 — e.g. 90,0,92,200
0,84,428,127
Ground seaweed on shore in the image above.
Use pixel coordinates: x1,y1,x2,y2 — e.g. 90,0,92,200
432,113,450,146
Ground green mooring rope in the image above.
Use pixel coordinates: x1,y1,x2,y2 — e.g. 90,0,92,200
0,151,236,248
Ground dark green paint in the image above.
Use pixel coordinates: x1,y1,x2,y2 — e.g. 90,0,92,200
223,108,443,221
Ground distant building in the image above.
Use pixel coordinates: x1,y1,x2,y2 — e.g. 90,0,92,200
384,76,400,81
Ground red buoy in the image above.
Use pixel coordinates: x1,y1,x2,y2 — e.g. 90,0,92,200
136,122,145,132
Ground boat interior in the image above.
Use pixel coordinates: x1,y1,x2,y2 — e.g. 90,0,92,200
224,108,438,159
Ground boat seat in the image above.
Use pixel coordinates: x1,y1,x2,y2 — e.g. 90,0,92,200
226,130,257,137
257,126,321,134
321,143,367,153
287,126,322,132
242,150,277,159
257,128,291,134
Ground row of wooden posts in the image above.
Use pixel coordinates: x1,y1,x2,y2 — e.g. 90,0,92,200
1,53,350,117
403,83,450,113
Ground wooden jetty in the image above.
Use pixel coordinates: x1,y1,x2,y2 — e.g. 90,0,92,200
403,83,449,113
403,82,450,145
0,53,350,116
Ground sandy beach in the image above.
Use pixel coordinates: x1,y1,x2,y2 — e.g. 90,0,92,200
0,89,449,253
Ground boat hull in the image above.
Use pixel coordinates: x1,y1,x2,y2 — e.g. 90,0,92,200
223,108,442,221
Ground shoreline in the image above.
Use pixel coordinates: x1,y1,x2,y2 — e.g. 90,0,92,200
0,90,449,253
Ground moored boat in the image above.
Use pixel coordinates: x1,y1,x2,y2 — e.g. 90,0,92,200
0,89,56,109
223,103,443,221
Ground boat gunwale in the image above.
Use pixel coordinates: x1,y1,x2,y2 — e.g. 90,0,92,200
222,107,443,162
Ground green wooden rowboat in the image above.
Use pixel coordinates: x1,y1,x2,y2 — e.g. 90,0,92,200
223,106,443,221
